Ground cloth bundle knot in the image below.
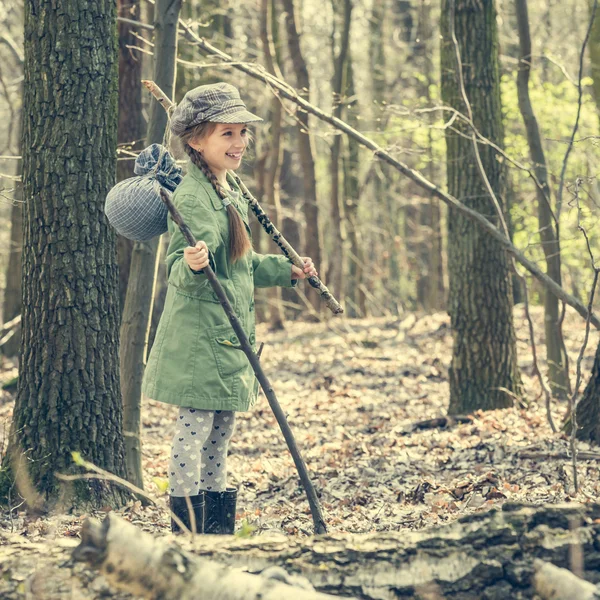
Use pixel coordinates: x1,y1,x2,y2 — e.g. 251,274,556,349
105,144,182,241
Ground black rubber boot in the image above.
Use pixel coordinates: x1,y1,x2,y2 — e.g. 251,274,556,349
203,487,237,535
170,493,205,534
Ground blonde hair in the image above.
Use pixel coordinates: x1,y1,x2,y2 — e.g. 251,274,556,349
177,122,252,263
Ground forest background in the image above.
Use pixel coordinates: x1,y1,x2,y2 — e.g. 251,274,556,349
3,0,600,597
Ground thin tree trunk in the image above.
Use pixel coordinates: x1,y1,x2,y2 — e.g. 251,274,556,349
344,51,364,318
514,0,568,398
1,38,23,359
281,0,323,315
261,0,286,330
415,0,445,311
441,0,522,413
116,0,146,317
327,0,352,308
4,0,128,507
119,0,182,490
3,185,22,359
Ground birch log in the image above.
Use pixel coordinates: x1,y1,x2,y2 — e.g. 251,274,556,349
73,503,600,600
73,515,348,600
534,560,600,600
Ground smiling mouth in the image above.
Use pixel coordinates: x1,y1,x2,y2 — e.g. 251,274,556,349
226,152,242,160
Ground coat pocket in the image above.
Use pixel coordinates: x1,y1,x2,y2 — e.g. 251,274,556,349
208,324,248,378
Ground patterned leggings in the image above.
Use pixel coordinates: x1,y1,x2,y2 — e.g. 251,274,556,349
169,408,236,496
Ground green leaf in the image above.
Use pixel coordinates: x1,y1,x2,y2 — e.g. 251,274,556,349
235,519,257,538
71,451,85,467
153,477,169,493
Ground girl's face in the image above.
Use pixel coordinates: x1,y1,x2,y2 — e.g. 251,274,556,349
189,123,249,179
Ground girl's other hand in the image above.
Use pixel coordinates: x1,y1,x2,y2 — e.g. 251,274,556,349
184,240,210,271
291,257,317,280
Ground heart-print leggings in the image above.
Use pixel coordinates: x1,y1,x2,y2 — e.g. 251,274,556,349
169,407,236,496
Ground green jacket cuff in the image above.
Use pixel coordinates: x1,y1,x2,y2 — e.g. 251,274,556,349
252,252,298,288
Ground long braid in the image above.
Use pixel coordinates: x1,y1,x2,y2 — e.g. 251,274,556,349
184,144,252,262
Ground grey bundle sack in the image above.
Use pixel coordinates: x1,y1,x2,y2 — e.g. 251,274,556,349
105,144,183,241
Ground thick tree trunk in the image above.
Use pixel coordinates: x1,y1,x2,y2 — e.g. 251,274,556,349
116,0,146,318
440,0,521,414
5,0,128,507
76,503,600,599
281,0,323,315
514,0,568,398
569,338,600,443
120,0,182,490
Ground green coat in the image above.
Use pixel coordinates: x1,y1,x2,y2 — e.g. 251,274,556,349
142,162,296,411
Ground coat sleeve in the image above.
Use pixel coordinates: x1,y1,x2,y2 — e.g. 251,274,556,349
252,252,298,289
166,192,222,292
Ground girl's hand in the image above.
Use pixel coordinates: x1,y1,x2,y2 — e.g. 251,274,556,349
184,240,210,272
291,257,318,280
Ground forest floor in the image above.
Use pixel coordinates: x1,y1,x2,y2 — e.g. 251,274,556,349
1,305,599,598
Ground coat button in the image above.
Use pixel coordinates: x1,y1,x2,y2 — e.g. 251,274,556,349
249,332,256,344
230,335,239,345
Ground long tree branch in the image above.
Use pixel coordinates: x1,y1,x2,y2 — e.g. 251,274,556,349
116,16,600,329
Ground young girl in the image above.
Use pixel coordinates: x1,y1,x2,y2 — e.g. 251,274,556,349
142,82,317,534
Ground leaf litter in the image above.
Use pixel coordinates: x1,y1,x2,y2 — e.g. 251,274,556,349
0,305,599,597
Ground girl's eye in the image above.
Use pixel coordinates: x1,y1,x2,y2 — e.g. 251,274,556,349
241,129,248,135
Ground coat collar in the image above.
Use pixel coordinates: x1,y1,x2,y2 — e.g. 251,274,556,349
187,161,250,229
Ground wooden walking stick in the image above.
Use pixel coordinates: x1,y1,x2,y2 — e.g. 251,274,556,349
142,79,343,315
160,188,327,534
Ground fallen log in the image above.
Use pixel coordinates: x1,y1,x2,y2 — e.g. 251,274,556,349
175,503,600,599
534,560,600,600
73,514,349,600
73,503,600,599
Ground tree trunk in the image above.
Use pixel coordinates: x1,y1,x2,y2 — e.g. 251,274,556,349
589,0,600,131
4,0,128,508
119,0,182,490
514,0,568,398
116,0,146,319
569,337,600,442
326,0,352,308
261,0,286,330
344,51,364,319
281,0,323,316
440,0,522,414
76,503,600,599
415,0,445,312
1,33,23,360
2,186,23,359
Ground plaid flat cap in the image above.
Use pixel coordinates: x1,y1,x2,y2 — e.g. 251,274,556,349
105,144,182,241
170,82,263,136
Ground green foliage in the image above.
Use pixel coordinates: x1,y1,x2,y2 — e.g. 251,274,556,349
235,518,258,538
501,68,600,299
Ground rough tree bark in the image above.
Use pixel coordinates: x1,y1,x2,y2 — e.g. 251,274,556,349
119,0,182,490
3,0,128,507
77,503,600,599
281,0,324,315
514,0,568,398
440,0,522,413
